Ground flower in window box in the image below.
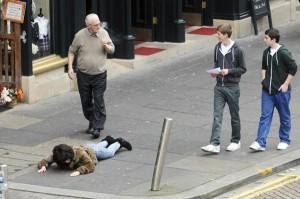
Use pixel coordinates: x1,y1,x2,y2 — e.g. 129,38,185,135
32,43,39,55
0,87,15,104
16,88,25,102
0,87,24,106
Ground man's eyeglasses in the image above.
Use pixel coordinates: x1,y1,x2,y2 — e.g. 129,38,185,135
90,23,100,27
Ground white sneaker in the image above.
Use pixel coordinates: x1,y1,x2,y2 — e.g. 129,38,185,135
201,144,220,153
277,142,289,150
226,142,241,151
249,141,265,151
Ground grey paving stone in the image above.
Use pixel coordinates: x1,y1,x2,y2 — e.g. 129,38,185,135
0,113,41,129
0,128,52,146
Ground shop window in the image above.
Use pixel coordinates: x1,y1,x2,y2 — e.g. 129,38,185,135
132,0,153,27
31,0,51,60
184,0,196,8
183,0,201,13
135,0,146,23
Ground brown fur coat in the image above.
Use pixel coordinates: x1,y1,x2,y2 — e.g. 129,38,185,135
37,145,97,174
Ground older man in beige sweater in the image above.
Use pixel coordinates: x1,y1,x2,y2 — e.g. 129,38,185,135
68,13,114,139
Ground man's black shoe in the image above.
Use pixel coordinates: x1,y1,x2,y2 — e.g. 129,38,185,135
116,138,132,151
101,135,115,146
86,123,95,134
92,129,101,139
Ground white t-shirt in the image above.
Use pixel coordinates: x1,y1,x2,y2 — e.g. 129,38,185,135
220,41,235,56
270,44,281,56
34,16,49,39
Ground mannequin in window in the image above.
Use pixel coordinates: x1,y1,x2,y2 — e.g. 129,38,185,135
30,9,39,45
31,0,36,16
34,8,49,56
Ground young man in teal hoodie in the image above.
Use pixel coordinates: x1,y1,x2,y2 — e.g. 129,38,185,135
250,28,297,151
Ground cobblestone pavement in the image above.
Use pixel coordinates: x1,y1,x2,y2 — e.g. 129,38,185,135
216,165,300,199
0,144,41,178
0,138,89,180
252,178,300,199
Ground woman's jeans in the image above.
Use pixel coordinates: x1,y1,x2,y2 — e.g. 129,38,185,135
256,90,291,147
87,141,120,160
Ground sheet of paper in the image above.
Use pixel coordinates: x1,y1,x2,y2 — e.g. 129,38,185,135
206,67,221,74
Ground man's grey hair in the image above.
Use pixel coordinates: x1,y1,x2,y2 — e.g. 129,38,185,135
85,13,100,26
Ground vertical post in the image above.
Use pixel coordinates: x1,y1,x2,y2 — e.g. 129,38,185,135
165,0,185,42
202,0,214,26
290,0,296,21
153,0,166,42
14,23,21,88
0,165,8,199
21,0,33,76
252,16,258,35
266,0,273,29
151,117,173,191
109,0,134,59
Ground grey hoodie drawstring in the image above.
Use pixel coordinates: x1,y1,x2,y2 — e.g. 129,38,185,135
268,51,272,94
267,51,279,94
232,48,235,63
215,46,218,65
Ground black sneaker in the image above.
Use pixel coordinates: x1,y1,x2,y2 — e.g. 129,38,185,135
86,123,95,134
101,135,115,146
116,138,132,151
91,129,101,139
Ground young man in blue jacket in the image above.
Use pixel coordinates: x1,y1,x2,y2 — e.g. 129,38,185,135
202,23,247,153
249,28,297,151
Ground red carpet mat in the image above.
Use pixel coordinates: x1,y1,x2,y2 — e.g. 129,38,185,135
135,47,165,56
189,27,217,35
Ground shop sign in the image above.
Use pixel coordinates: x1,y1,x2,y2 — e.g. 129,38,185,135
249,0,273,35
3,0,26,23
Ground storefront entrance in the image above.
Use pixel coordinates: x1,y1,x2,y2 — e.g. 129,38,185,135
182,0,213,26
132,0,185,43
132,0,154,41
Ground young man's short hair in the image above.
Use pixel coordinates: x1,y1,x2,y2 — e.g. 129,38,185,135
52,144,74,168
216,23,232,38
265,28,280,43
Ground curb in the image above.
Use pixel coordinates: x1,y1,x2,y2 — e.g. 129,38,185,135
231,174,300,199
187,150,300,199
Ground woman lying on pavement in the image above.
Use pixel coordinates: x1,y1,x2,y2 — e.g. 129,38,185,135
37,135,132,176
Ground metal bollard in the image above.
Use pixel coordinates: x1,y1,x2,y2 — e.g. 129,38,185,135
151,118,173,191
0,165,8,199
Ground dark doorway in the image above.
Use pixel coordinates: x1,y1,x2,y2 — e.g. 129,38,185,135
132,0,154,41
182,0,213,26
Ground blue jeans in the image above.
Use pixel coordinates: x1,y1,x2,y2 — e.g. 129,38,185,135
87,141,120,160
256,90,291,147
